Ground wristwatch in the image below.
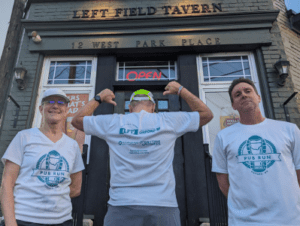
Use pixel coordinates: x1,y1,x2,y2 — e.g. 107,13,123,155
94,95,102,104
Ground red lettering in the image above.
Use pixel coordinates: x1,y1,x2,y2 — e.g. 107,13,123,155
126,71,162,81
153,72,162,80
138,71,146,79
146,71,152,79
126,71,138,81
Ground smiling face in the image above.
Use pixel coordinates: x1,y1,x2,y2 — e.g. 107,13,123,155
39,95,68,125
231,82,261,114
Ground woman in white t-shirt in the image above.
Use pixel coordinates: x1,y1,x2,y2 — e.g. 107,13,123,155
0,88,85,226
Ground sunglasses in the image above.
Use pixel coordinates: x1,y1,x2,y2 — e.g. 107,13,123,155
43,100,67,105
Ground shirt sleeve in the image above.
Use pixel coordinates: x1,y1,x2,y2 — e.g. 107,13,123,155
83,114,117,139
164,112,199,137
1,132,24,166
70,142,85,174
292,124,300,170
212,134,228,174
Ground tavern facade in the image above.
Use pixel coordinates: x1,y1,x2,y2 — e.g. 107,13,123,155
0,0,299,225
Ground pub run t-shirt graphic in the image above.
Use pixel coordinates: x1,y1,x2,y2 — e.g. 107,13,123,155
32,150,70,188
237,135,281,175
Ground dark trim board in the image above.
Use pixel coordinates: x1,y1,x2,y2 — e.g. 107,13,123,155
22,10,279,36
84,56,116,226
178,55,210,223
32,44,270,56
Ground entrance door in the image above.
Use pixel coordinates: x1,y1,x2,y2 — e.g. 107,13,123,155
110,90,187,226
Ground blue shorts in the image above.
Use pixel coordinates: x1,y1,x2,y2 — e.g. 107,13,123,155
104,204,181,226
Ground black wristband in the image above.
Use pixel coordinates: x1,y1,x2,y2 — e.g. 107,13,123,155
94,95,102,104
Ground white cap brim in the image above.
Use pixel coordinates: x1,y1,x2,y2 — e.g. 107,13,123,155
42,88,70,103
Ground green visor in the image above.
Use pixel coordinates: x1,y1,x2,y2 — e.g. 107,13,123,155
130,89,155,104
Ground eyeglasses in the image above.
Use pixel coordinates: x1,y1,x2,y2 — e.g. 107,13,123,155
43,100,67,105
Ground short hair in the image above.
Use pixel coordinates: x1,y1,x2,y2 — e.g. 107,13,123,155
228,78,259,103
129,94,154,108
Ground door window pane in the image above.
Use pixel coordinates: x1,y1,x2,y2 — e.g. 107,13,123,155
158,100,168,110
125,101,130,110
205,92,240,153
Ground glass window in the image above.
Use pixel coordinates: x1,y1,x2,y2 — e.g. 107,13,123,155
124,99,169,113
158,100,168,110
202,56,251,82
117,61,177,81
47,61,92,84
124,101,130,114
125,101,130,110
205,92,240,152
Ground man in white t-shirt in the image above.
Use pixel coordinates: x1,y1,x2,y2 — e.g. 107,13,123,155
0,88,85,226
212,78,300,226
71,81,213,226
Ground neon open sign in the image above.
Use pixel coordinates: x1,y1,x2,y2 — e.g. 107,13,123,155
118,61,176,81
126,71,162,81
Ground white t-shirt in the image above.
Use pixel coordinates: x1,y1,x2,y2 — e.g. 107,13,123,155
212,118,300,226
83,110,199,207
1,128,85,224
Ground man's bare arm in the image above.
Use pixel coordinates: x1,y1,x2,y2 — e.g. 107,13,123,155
216,173,229,198
0,160,20,226
69,171,82,198
71,89,116,131
163,81,213,127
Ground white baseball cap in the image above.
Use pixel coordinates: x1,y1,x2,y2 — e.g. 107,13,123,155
42,88,70,103
130,89,155,104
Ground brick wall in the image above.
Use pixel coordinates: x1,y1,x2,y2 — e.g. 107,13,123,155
271,0,300,116
28,0,274,21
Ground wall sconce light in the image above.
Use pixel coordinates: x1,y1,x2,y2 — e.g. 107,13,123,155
14,67,27,90
274,59,290,87
31,31,42,43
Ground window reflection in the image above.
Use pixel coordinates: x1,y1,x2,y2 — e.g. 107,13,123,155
47,61,92,84
158,101,168,110
203,56,251,82
205,92,240,153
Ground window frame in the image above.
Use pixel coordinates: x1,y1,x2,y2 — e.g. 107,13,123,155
197,52,265,152
42,56,96,86
32,56,97,163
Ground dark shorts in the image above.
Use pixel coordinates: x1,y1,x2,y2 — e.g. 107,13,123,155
103,204,181,226
0,219,73,226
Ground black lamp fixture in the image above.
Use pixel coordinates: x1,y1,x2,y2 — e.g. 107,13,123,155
14,67,27,90
274,59,290,87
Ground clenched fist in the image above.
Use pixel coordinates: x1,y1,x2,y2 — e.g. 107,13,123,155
97,89,117,106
